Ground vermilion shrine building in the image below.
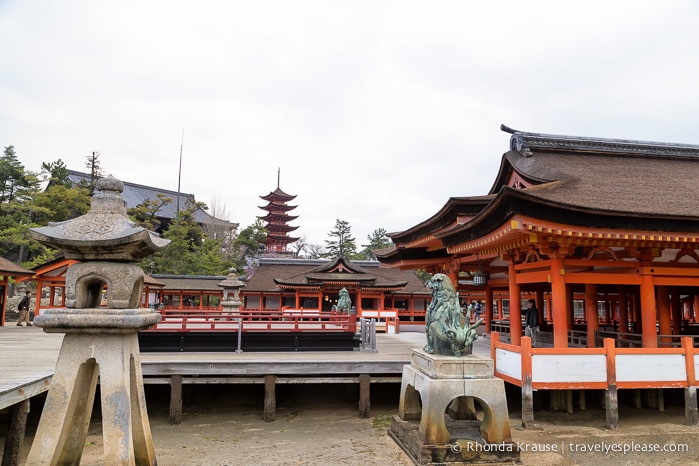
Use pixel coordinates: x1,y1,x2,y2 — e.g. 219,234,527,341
376,126,699,427
242,256,429,331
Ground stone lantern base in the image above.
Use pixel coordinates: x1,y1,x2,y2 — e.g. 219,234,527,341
389,351,519,465
26,309,160,466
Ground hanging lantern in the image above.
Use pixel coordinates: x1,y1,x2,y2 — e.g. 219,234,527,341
473,270,488,286
473,252,488,286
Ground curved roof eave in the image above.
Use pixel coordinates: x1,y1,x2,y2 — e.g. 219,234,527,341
439,186,699,249
387,196,494,244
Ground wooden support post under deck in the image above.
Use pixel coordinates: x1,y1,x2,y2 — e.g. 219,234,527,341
520,337,535,428
358,374,371,418
604,338,618,429
685,387,698,426
605,385,619,429
169,374,183,425
264,375,276,422
1,399,30,466
633,389,642,408
683,336,697,425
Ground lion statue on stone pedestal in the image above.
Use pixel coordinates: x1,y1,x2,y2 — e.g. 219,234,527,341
423,273,482,356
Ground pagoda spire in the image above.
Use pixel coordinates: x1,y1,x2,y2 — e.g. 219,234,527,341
258,171,299,254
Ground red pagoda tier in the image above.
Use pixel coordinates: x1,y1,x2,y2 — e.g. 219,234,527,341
258,179,299,253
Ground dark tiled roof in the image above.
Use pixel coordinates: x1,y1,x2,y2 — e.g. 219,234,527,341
243,257,428,294
491,127,699,218
66,170,236,228
390,127,699,248
500,149,699,218
0,257,33,276
150,275,226,292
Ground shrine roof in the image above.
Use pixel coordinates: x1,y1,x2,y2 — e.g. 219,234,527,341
242,257,427,294
386,126,699,252
0,257,34,277
150,274,227,292
66,170,236,230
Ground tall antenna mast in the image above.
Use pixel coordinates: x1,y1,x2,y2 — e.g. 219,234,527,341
176,129,184,217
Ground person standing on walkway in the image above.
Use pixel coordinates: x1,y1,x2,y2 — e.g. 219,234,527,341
524,299,538,347
17,290,32,326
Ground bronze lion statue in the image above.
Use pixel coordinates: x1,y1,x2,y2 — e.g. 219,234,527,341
424,273,482,356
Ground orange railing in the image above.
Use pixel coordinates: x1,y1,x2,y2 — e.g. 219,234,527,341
144,309,357,333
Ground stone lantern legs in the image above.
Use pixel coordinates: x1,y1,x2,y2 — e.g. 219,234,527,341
27,317,158,465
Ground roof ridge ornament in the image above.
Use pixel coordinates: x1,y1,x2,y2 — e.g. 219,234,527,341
501,123,699,158
500,124,532,157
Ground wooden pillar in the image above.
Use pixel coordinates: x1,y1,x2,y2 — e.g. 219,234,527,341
658,286,672,347
536,289,545,330
264,375,276,422
485,286,494,333
508,261,522,346
634,289,642,334
2,399,30,466
671,287,682,335
169,375,183,425
567,286,575,330
550,257,569,348
358,374,371,418
497,297,503,319
640,274,658,348
618,286,629,333
35,278,44,316
693,295,699,322
585,284,599,348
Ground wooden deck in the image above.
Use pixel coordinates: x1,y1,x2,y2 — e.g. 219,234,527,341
0,324,492,415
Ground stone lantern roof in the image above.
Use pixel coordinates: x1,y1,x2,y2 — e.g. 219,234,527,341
30,174,170,261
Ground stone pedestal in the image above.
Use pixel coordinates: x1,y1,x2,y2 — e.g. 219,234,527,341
26,310,160,466
390,350,519,465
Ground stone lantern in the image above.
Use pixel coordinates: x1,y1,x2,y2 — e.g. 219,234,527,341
217,271,245,316
217,271,245,352
26,175,169,466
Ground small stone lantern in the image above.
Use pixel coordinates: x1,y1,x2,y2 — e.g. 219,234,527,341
217,271,245,352
26,175,170,465
217,271,245,316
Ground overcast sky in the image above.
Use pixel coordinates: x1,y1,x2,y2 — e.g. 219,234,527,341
2,1,698,249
